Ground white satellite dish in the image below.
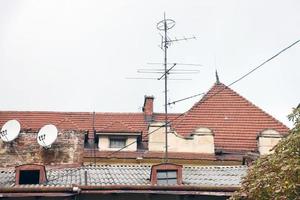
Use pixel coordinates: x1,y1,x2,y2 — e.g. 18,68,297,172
0,120,21,142
37,124,58,148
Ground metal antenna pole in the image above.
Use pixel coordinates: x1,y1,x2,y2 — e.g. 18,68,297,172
93,111,96,165
156,13,176,163
127,13,196,163
163,12,168,163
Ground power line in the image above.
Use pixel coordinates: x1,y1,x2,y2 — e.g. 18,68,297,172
43,38,300,183
168,92,205,105
169,39,300,106
107,112,186,157
107,38,300,157
228,39,300,87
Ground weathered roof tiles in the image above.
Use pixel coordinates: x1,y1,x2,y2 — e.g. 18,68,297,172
0,165,247,188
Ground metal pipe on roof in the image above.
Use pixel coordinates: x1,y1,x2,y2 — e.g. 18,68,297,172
79,185,240,192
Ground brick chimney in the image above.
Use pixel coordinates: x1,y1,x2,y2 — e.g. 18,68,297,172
142,96,154,121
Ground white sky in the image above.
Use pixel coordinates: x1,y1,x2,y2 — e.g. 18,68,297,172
0,0,299,128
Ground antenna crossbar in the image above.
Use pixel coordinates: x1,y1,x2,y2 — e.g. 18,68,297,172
158,63,176,80
163,36,197,44
147,62,202,66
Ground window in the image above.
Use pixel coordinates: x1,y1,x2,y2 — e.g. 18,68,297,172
157,170,177,185
150,163,183,185
15,164,47,185
19,170,40,185
84,133,90,148
109,137,126,148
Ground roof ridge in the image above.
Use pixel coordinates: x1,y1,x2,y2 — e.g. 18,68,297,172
0,111,185,116
0,110,92,114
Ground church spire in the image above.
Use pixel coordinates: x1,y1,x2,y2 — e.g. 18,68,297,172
215,70,220,84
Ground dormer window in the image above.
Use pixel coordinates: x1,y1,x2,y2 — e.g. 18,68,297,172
96,121,142,151
150,163,182,185
19,170,40,184
15,164,47,185
157,170,178,185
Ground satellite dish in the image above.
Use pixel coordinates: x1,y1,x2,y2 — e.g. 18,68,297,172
0,120,21,142
37,124,58,148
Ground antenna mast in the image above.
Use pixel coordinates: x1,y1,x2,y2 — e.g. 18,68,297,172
157,13,176,162
128,13,198,162
163,13,169,163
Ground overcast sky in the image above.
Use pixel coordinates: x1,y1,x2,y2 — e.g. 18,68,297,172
0,0,299,127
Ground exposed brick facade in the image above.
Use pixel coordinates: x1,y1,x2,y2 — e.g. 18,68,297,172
0,131,84,167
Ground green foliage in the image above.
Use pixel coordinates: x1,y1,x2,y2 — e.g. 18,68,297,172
231,106,300,200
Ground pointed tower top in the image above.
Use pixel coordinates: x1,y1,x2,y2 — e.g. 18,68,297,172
215,70,220,84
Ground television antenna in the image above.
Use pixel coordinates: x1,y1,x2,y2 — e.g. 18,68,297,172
0,120,21,142
157,13,199,162
37,124,58,149
126,13,199,162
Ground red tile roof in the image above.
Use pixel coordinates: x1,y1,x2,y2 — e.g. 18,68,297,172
0,111,148,139
99,121,141,133
171,83,289,152
0,82,289,153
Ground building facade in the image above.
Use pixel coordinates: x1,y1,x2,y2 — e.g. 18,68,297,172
0,81,290,199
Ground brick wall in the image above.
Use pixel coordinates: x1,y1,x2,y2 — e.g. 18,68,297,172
0,130,84,167
142,96,154,117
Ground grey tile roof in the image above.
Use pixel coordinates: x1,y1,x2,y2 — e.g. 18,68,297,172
0,165,247,188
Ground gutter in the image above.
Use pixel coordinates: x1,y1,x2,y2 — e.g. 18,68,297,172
0,186,75,193
79,185,240,192
0,185,239,197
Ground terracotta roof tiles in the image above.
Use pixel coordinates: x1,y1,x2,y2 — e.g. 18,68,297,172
0,82,290,153
171,83,289,152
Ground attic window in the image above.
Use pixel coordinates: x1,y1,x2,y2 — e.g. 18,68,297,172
109,137,127,148
157,170,178,185
19,170,40,184
15,164,47,185
150,163,182,185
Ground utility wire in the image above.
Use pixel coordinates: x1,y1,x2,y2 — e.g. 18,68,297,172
107,113,185,157
168,92,205,105
169,39,300,106
107,38,300,157
44,38,300,182
228,39,300,87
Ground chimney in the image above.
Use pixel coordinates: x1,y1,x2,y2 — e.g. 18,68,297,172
142,96,154,121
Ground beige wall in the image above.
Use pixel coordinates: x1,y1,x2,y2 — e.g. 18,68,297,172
258,129,283,155
98,135,137,151
148,122,215,154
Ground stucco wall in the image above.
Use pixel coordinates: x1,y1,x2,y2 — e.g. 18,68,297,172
98,135,137,151
148,123,215,154
0,131,84,167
